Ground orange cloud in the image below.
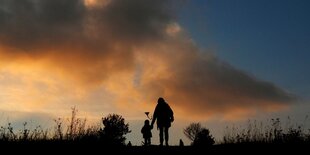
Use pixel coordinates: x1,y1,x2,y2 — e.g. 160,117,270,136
0,0,295,121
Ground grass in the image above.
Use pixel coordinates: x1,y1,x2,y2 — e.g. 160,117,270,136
0,109,309,154
222,117,310,144
0,107,100,143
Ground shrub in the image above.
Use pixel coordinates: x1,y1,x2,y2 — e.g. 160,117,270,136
193,128,215,146
100,114,131,145
184,122,215,146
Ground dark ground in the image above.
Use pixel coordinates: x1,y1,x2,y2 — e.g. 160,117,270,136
1,142,308,154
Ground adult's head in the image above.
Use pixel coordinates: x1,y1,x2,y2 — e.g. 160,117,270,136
158,97,165,105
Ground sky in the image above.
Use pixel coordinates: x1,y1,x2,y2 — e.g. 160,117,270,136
0,0,309,145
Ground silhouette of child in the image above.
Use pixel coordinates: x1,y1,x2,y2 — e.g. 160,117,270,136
141,119,152,146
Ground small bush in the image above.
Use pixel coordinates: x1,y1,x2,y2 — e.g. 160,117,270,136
100,114,131,145
184,122,215,146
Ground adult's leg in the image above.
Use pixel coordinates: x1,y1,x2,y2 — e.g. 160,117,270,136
164,127,169,146
144,138,147,146
159,127,164,146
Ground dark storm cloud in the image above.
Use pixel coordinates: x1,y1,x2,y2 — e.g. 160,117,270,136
92,0,172,43
0,0,172,50
0,0,85,49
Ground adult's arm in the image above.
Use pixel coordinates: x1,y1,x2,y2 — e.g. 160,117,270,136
169,105,174,122
151,107,158,128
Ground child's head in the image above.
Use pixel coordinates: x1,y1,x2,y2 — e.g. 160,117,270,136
144,119,150,125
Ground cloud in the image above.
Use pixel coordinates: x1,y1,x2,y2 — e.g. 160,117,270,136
132,37,295,119
0,0,295,120
0,0,176,85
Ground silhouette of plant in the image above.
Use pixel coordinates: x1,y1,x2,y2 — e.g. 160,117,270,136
0,123,17,141
0,108,100,143
65,107,87,140
29,125,48,140
100,113,131,145
53,118,64,140
183,122,203,142
184,122,215,146
20,122,30,141
193,128,215,146
222,117,310,144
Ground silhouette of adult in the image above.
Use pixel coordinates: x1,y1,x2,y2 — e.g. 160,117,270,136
151,97,174,146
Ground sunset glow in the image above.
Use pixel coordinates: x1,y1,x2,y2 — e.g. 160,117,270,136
0,0,308,146
0,0,295,119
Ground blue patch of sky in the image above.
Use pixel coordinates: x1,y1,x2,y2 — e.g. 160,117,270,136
177,0,310,99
